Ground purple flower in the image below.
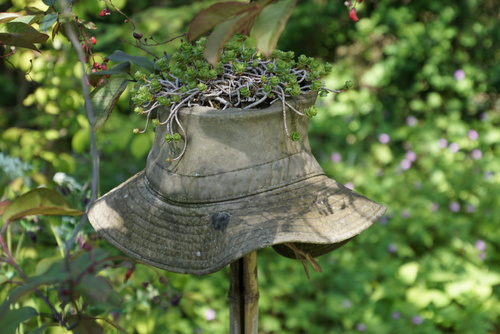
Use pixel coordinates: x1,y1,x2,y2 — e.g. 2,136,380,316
475,239,486,251
378,216,389,225
401,210,411,219
471,149,482,160
448,142,460,153
406,151,417,162
387,243,397,253
466,204,476,213
356,323,367,332
342,300,352,309
392,311,401,319
331,152,342,163
438,138,448,148
406,116,417,127
449,202,461,212
412,315,423,325
454,69,465,81
378,133,390,144
400,159,412,170
345,182,355,190
431,202,439,212
204,308,216,321
468,130,479,140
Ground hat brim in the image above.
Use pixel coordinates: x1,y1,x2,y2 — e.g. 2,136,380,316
88,171,386,275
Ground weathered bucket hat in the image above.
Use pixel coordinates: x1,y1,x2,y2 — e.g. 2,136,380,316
87,93,386,275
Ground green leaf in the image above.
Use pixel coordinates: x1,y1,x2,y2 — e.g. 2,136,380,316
2,188,83,223
90,78,129,131
252,0,297,57
107,50,155,73
0,200,9,216
0,22,49,43
68,315,105,334
76,275,122,310
188,1,253,42
0,262,67,318
204,12,260,66
42,0,57,6
0,13,21,24
39,13,58,33
88,61,131,86
398,261,419,285
0,33,38,51
0,306,38,334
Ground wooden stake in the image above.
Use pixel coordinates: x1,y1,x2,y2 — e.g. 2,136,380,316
229,251,259,334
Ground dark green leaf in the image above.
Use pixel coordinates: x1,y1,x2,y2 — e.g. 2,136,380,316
107,50,155,72
90,78,129,130
76,275,122,310
39,13,58,33
188,1,253,42
68,315,105,334
42,0,57,6
2,188,83,223
0,22,49,43
0,307,38,334
203,10,261,66
0,33,39,51
88,61,131,86
0,262,67,318
252,0,297,56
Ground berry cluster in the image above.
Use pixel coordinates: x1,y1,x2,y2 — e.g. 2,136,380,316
345,0,364,22
131,37,351,161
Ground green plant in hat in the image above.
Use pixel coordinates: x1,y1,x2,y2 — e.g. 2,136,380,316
130,36,354,161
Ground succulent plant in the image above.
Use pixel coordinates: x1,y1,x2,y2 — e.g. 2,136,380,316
131,37,352,161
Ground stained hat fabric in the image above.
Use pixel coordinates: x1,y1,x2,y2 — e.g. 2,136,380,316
87,93,386,275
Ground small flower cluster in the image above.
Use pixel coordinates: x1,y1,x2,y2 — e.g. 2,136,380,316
131,37,349,161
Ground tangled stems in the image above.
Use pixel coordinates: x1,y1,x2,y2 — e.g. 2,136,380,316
131,38,351,161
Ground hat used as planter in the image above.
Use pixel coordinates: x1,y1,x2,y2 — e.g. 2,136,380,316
87,93,386,275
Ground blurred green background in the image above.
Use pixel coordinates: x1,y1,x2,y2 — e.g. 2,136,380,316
1,0,499,333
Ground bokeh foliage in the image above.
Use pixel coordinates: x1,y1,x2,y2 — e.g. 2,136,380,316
1,0,499,333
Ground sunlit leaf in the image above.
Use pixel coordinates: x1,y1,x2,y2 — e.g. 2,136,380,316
252,0,297,56
0,12,21,24
90,78,129,131
0,307,38,334
2,188,83,223
0,200,9,216
398,261,419,285
188,1,253,42
107,50,155,72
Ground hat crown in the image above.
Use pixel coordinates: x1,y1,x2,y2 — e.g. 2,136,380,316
146,93,324,203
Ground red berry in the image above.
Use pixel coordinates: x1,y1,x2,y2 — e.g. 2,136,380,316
101,63,108,70
90,36,97,45
133,32,143,40
99,9,110,16
349,8,359,22
357,0,363,3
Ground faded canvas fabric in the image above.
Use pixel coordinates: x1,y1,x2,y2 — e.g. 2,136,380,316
87,93,386,275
